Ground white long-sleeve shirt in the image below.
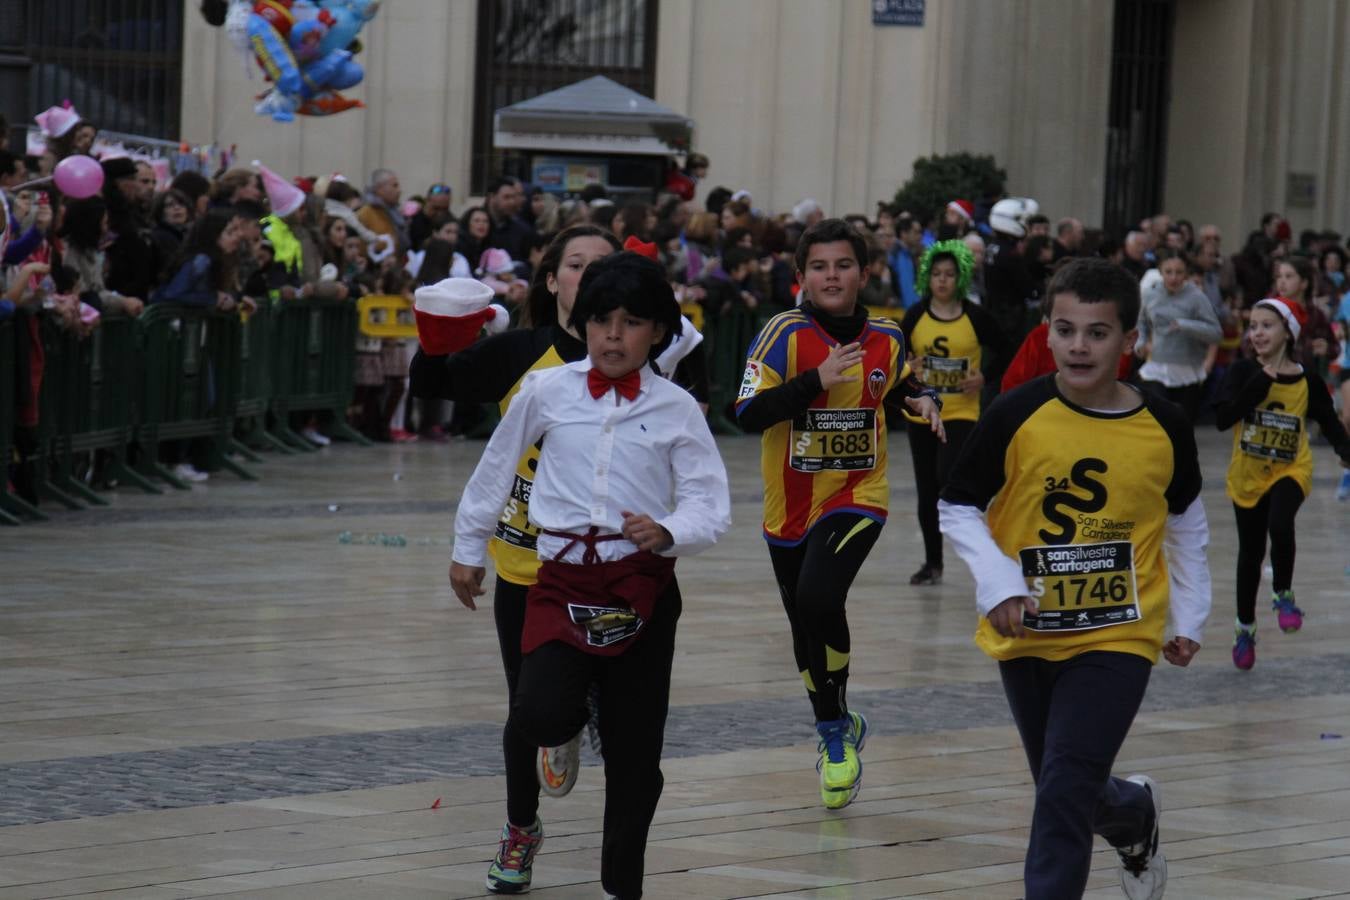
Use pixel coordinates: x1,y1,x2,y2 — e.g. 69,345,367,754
452,360,731,567
938,497,1212,644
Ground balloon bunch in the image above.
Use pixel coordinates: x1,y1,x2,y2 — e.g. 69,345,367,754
223,0,381,122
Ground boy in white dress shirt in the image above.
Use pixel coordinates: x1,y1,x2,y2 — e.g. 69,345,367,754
451,251,731,900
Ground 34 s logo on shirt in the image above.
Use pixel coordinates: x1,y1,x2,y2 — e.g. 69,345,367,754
1039,458,1108,544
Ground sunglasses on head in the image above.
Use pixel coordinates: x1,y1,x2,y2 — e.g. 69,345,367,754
428,184,451,195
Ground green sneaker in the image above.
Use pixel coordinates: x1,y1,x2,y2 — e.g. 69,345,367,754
485,817,543,894
816,711,868,809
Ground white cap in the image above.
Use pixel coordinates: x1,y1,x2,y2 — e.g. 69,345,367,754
414,277,496,317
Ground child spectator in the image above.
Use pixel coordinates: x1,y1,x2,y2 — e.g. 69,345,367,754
858,243,897,307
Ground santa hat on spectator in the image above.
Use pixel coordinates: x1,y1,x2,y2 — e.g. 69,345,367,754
35,100,81,138
478,247,515,276
1253,296,1307,340
947,199,975,222
252,159,304,217
623,235,659,260
413,277,509,354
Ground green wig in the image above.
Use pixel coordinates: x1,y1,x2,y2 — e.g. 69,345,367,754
916,239,975,301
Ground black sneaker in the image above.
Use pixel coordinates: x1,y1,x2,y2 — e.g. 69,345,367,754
1118,774,1167,900
909,563,942,585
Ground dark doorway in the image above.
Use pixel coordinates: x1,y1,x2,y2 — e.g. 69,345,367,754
0,1,184,148
1103,0,1175,237
471,0,659,191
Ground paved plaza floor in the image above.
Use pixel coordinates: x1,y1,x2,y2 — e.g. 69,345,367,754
2,425,1349,898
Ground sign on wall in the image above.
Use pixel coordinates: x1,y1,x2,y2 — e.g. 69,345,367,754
873,0,925,27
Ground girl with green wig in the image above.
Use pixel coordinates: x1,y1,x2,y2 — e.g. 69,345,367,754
898,239,1008,585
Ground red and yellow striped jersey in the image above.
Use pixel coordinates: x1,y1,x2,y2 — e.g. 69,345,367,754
737,309,910,544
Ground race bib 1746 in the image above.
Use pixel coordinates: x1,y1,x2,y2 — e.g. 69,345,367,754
1018,541,1141,631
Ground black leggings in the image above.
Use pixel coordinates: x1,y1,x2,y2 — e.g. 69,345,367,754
767,512,882,723
1139,379,1205,423
908,418,976,568
511,580,681,900
1233,477,1305,624
493,578,543,828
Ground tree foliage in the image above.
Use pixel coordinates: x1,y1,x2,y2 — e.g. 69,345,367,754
891,153,1007,225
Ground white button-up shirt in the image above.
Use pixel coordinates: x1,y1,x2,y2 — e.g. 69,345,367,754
453,360,731,567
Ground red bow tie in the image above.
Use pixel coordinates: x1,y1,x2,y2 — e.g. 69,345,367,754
587,367,641,402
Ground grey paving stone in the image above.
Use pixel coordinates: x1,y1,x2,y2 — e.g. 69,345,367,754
4,651,1349,828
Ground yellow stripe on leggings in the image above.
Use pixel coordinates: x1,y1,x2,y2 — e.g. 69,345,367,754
834,517,876,553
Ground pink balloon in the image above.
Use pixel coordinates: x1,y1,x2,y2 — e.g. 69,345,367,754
53,155,105,199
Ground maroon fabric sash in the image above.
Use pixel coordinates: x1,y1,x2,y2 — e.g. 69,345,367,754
522,547,676,657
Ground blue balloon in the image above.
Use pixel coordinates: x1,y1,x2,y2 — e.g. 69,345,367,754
245,12,301,96
315,0,378,56
298,50,363,98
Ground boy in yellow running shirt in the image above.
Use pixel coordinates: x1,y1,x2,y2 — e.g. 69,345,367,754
939,257,1212,900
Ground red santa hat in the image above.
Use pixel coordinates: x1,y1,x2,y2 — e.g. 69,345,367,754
35,101,82,139
413,277,508,355
947,199,974,222
252,159,305,217
1253,296,1307,340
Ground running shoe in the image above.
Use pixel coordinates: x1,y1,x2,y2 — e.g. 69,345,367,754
909,563,943,585
1118,774,1167,900
537,733,581,798
1272,590,1303,633
1337,470,1350,501
1232,627,1256,670
485,817,543,894
816,710,868,810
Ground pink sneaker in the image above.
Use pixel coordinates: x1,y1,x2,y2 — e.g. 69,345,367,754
389,428,419,444
1232,629,1255,670
1272,591,1303,633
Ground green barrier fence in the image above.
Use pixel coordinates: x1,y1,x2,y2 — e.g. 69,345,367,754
231,299,294,458
0,316,44,525
137,305,257,489
269,296,371,451
703,303,779,435
40,314,160,505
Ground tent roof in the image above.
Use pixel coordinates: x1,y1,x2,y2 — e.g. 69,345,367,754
494,75,693,155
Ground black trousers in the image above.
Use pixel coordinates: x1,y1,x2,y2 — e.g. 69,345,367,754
907,418,976,568
999,651,1155,899
767,512,881,722
1139,379,1205,423
1233,476,1305,624
492,578,544,829
510,580,682,900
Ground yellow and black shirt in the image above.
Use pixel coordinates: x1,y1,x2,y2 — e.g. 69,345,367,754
409,325,587,585
736,302,936,545
1215,358,1350,507
941,375,1202,662
898,299,1005,422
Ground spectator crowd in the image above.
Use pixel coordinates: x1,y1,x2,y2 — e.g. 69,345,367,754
3,106,1348,503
